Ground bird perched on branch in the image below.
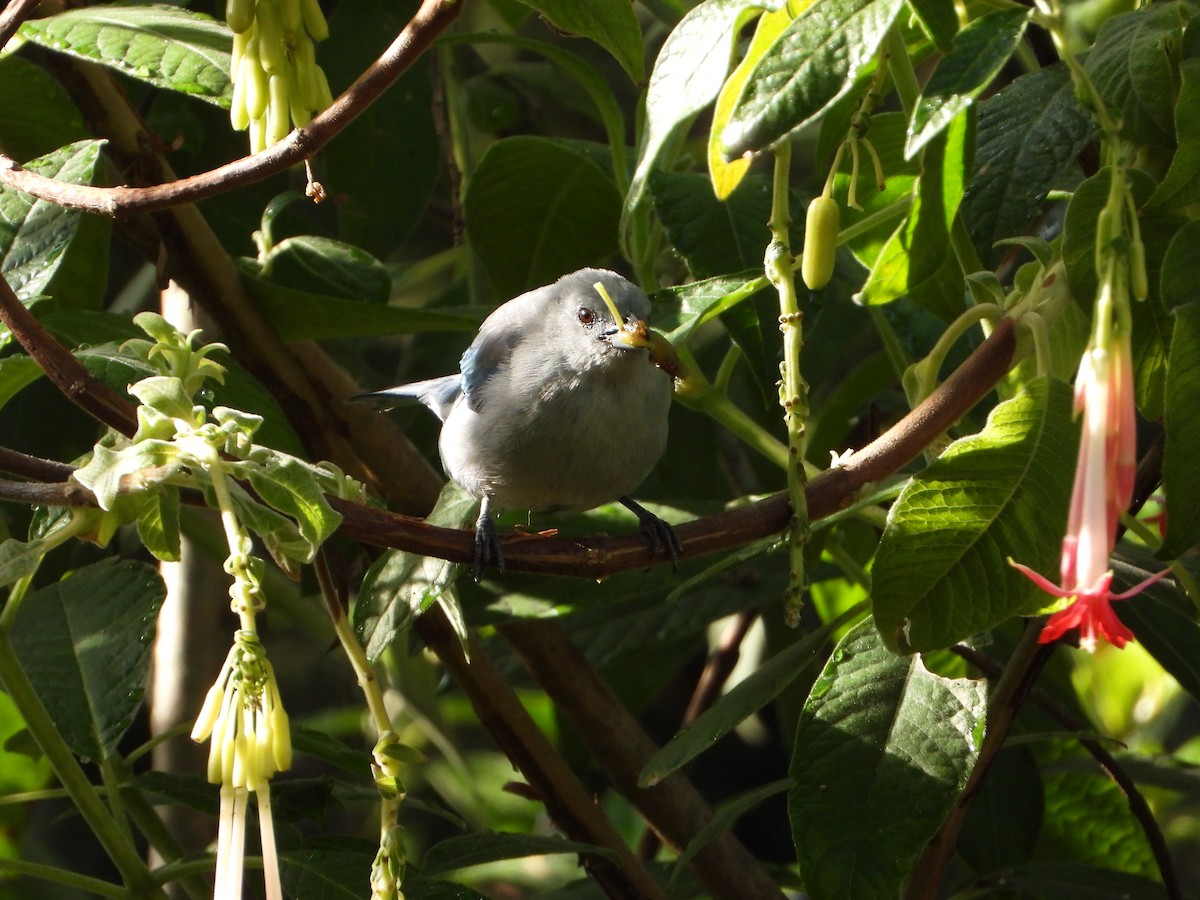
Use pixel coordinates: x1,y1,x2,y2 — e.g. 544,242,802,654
358,268,680,578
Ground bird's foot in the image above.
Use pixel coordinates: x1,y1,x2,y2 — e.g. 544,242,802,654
472,503,505,581
619,496,682,569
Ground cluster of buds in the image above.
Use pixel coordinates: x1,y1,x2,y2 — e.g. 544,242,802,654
227,0,333,152
192,630,292,899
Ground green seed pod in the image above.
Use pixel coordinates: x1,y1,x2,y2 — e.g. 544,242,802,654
801,195,840,291
300,0,329,41
266,73,291,144
225,0,255,34
255,0,288,73
1130,236,1149,301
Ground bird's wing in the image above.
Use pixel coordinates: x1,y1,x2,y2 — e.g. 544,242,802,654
459,285,551,411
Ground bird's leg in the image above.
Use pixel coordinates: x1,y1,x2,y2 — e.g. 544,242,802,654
472,495,504,580
619,496,682,567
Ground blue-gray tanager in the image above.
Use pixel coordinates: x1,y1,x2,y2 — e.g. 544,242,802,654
360,268,679,577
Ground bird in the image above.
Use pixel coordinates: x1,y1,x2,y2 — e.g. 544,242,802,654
358,268,680,578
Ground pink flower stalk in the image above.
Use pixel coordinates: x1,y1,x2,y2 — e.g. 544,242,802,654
1010,333,1165,652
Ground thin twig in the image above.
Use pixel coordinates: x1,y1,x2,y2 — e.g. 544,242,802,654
0,0,40,49
952,643,1182,899
0,0,463,216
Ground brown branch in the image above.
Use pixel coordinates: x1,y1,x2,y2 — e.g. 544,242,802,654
952,643,1181,899
0,275,137,437
0,0,462,216
501,618,785,900
0,0,40,49
0,446,75,483
0,318,1018,578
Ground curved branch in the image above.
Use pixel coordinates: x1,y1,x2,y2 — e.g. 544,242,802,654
0,0,462,216
0,319,1017,578
0,0,40,48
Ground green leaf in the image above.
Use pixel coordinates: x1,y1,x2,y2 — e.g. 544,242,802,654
0,355,44,414
290,725,370,776
905,7,1031,160
956,744,1043,872
858,110,970,320
640,609,859,786
0,140,104,303
422,831,617,877
907,0,957,52
0,538,46,590
1158,219,1200,312
19,4,232,108
1082,0,1189,148
789,619,986,900
515,0,645,82
73,441,182,510
671,778,791,885
962,64,1094,268
649,170,774,278
464,137,622,298
1162,303,1200,558
1112,557,1200,702
281,841,374,900
623,0,767,234
244,456,342,561
970,861,1166,899
134,486,182,562
238,267,478,342
872,379,1078,654
353,483,477,662
721,0,907,158
651,272,767,344
259,237,391,305
0,54,89,162
7,558,166,760
1147,58,1200,211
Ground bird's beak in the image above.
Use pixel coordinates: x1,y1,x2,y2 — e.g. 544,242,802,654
604,317,651,350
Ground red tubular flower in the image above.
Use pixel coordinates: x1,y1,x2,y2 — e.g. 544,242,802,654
1010,333,1165,651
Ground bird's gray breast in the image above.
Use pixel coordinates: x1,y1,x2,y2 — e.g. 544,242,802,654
439,351,671,513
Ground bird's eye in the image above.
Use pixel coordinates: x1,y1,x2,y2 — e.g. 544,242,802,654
577,307,596,327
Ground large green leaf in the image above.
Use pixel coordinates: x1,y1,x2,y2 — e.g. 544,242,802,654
1161,302,1200,558
465,137,621,298
515,0,645,82
6,559,166,761
323,0,438,257
905,7,1031,159
1082,0,1190,148
872,379,1078,654
962,64,1094,268
721,0,907,158
354,483,476,662
1112,556,1200,702
622,0,768,232
789,619,986,900
0,55,89,162
1148,58,1200,211
1159,220,1200,312
858,110,970,320
19,4,232,108
0,140,104,304
258,236,391,304
0,355,43,414
651,272,766,344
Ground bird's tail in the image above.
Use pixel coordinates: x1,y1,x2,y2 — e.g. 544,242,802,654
352,375,462,422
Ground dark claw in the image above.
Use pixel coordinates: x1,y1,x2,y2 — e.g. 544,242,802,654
619,496,682,570
472,498,505,580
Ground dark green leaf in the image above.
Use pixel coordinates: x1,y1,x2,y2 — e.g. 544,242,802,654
422,832,617,877
908,0,957,52
1162,304,1200,556
640,609,859,786
722,0,907,157
0,54,89,162
323,0,438,257
354,483,476,661
1148,58,1200,210
7,559,166,760
465,137,621,298
282,841,374,900
906,7,1031,159
515,0,645,82
651,272,767,344
1158,219,1200,311
957,745,1043,872
649,170,773,278
859,110,970,320
291,725,370,776
1112,557,1200,701
790,619,986,900
872,379,1078,653
19,4,232,107
130,771,219,815
259,237,391,304
1083,0,1189,148
0,140,104,303
970,861,1166,899
962,64,1094,268
0,538,46,590
0,355,43,413
671,778,791,884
